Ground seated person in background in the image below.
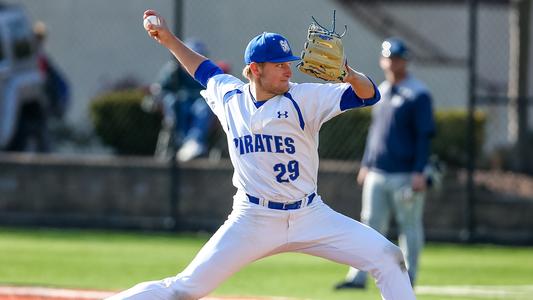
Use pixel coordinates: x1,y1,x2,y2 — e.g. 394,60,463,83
152,38,217,162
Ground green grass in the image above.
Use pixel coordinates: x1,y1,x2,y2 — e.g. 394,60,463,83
1,227,532,300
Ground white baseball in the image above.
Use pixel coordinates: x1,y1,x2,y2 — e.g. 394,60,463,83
143,15,160,30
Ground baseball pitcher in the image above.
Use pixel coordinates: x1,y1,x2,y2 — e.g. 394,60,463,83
106,10,416,300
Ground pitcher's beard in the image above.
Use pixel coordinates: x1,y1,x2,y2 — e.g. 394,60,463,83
258,78,289,96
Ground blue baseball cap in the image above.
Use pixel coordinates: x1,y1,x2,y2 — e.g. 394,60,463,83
381,37,409,59
244,32,300,64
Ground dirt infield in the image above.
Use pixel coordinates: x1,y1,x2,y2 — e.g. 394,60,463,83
0,286,113,300
0,286,281,300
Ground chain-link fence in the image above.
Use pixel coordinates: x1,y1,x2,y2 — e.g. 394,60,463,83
476,0,533,170
1,0,532,242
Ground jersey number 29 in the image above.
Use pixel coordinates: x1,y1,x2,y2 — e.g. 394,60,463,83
273,160,300,183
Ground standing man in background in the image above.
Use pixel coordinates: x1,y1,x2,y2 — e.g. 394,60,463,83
335,37,435,290
107,11,418,300
34,21,70,122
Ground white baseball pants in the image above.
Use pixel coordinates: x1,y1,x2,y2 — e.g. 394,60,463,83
107,191,415,300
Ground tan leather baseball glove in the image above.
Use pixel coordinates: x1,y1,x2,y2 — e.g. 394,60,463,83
297,12,347,82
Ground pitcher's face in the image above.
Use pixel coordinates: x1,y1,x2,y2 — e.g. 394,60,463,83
256,62,293,95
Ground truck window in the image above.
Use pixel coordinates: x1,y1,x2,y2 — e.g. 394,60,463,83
8,18,34,60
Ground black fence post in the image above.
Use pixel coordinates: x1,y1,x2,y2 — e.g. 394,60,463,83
464,0,478,243
508,0,531,173
169,154,179,231
169,0,183,231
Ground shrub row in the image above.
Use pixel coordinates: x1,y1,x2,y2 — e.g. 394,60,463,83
90,90,161,155
90,89,486,166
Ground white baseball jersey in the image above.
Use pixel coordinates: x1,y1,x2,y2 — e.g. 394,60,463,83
203,74,351,202
108,66,416,300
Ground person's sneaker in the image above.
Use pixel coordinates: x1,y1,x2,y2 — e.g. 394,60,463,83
333,281,366,290
177,140,205,162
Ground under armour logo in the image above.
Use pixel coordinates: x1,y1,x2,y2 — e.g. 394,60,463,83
277,111,289,119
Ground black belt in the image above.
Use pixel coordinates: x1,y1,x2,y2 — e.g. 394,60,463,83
246,192,316,210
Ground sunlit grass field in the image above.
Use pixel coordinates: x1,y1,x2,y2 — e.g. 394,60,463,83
1,227,532,300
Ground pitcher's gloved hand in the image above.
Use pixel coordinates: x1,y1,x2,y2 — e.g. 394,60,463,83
297,11,347,82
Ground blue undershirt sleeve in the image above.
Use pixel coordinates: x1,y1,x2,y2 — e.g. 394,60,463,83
194,60,224,88
339,76,381,111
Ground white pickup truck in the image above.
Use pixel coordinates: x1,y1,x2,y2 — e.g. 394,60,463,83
0,3,47,151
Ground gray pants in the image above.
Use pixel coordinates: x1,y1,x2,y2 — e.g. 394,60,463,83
345,170,425,286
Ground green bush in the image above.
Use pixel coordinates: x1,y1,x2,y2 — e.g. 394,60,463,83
319,107,372,160
433,109,486,166
88,89,486,166
319,108,486,166
89,89,161,155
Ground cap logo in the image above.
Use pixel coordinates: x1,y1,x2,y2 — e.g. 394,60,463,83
280,40,290,53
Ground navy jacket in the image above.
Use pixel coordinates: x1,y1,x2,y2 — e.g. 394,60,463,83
362,75,435,173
